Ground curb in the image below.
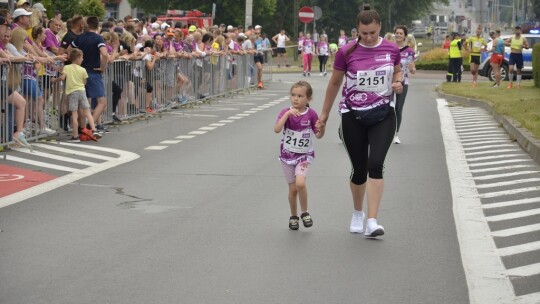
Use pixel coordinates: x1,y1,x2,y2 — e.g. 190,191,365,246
437,90,540,166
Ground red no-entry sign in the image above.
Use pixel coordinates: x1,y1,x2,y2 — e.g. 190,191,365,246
298,6,314,23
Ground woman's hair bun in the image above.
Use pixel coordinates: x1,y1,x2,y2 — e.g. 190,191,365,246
363,4,371,10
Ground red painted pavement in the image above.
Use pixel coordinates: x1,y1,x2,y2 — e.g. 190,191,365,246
0,164,57,198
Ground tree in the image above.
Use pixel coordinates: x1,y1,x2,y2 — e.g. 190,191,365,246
79,0,106,19
124,0,449,43
50,0,80,20
534,0,540,20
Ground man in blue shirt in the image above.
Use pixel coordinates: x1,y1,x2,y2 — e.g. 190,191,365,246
69,16,108,132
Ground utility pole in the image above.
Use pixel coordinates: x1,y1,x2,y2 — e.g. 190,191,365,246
294,0,298,62
245,0,252,29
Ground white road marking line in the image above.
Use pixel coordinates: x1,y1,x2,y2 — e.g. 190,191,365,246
492,223,540,237
236,113,250,116
486,207,540,221
160,140,182,144
458,130,504,136
219,120,234,123
480,186,540,199
453,118,497,122
227,116,243,120
189,131,207,134
176,135,195,139
463,144,517,151
468,154,525,162
453,115,494,119
437,98,515,304
512,292,540,304
5,155,78,172
460,135,508,141
243,111,258,114
209,123,226,127
465,149,523,156
476,178,540,188
249,108,263,111
258,105,271,108
498,241,540,257
0,147,140,208
469,159,532,167
455,123,500,128
268,101,281,104
31,143,114,161
199,126,217,130
483,198,540,209
470,165,534,173
145,146,168,150
170,113,219,117
462,140,511,146
507,263,540,283
475,171,540,180
11,148,99,166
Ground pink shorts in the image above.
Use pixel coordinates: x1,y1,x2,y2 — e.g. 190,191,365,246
281,161,309,184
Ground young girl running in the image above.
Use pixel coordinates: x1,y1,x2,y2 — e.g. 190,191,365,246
302,33,314,77
274,81,325,230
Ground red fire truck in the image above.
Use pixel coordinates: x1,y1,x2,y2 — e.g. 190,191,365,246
156,10,213,28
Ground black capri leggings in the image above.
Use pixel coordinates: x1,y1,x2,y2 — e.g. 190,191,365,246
340,108,396,185
318,55,328,73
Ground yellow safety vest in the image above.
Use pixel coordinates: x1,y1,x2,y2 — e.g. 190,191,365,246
449,39,462,58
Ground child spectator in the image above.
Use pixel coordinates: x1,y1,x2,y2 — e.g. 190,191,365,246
142,39,158,113
58,49,100,142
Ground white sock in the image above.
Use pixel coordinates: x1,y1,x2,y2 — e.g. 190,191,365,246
517,75,522,84
353,209,364,215
367,218,378,229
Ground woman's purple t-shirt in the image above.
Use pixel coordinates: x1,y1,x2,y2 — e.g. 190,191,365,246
277,107,319,165
399,46,415,85
333,38,401,112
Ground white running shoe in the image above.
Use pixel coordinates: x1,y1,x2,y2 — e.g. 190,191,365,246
350,211,365,233
41,127,57,136
364,223,385,238
393,135,401,144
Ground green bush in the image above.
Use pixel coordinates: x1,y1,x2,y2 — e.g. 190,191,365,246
416,60,470,71
533,42,540,88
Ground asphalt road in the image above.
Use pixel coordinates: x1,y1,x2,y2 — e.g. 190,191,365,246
1,71,537,303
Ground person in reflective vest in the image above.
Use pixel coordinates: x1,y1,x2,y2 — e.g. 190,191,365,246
447,32,462,82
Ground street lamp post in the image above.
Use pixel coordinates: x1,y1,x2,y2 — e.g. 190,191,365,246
245,0,252,29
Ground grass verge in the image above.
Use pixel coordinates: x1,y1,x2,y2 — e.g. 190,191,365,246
439,81,540,139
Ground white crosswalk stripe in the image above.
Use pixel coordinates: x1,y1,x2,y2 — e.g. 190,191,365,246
0,142,139,208
438,99,540,303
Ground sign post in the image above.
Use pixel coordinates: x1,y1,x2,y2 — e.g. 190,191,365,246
298,6,314,37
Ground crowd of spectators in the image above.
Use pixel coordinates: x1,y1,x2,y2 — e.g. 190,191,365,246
0,0,268,146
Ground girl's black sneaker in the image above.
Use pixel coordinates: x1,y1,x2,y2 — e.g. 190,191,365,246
289,216,300,230
300,212,313,228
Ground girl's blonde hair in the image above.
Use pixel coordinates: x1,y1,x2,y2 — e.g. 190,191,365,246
101,31,111,42
110,32,119,43
10,28,27,52
290,80,313,99
214,35,225,46
29,8,41,28
122,31,135,45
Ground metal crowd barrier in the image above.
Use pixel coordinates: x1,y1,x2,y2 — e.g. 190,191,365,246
1,53,274,149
